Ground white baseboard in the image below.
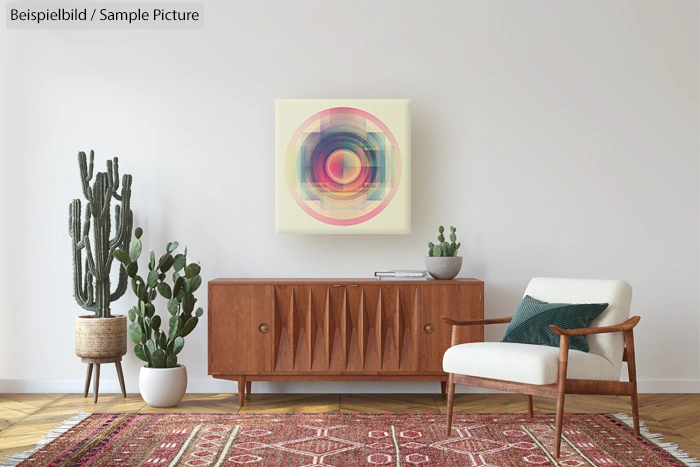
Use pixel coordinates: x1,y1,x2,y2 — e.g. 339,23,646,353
636,379,700,393
1,379,698,394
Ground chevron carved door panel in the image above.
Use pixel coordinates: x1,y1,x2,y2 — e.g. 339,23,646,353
359,283,420,372
270,284,422,372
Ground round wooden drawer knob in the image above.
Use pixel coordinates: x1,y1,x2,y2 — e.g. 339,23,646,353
424,323,434,334
258,323,269,334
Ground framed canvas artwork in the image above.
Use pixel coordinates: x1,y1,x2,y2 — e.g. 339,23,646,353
275,99,411,234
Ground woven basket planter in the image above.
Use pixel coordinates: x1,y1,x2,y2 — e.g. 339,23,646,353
75,315,127,358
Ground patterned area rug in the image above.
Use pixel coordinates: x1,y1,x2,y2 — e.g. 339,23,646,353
3,413,699,467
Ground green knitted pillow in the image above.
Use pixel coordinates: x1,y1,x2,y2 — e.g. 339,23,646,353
500,295,608,352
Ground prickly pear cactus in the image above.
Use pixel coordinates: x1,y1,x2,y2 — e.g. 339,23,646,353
114,228,204,368
427,225,461,257
69,151,133,318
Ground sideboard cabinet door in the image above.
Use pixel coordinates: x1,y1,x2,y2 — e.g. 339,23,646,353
457,284,484,344
209,285,274,373
419,284,484,372
419,285,456,371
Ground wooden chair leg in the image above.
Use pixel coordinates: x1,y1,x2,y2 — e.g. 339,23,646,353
446,373,455,436
245,381,252,400
630,389,641,436
554,385,566,457
115,361,127,398
554,335,569,458
237,376,246,407
93,364,101,404
84,364,93,398
625,330,641,436
526,395,534,418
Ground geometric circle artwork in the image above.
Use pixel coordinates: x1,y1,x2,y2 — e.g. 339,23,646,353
284,107,402,226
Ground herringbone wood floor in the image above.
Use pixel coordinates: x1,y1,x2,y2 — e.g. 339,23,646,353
1,393,699,462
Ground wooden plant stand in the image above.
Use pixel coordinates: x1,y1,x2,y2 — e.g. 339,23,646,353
82,356,127,403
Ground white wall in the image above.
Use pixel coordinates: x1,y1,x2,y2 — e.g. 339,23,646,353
0,1,698,394
0,4,10,392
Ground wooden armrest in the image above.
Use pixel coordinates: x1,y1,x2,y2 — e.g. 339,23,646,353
441,316,513,326
549,316,640,336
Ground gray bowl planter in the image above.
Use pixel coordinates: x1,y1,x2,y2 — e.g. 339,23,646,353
425,256,463,280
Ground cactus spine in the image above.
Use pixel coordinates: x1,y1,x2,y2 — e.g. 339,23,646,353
427,225,461,257
69,151,133,318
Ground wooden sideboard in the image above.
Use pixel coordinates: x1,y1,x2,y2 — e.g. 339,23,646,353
208,278,484,406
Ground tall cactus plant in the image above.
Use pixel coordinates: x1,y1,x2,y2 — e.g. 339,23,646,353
69,151,133,318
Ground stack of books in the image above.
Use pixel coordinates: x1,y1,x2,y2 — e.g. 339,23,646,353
374,270,428,280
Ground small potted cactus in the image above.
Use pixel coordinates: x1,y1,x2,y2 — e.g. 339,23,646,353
113,227,204,408
425,226,463,280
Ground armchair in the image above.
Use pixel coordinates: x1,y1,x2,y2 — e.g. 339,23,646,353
442,277,639,458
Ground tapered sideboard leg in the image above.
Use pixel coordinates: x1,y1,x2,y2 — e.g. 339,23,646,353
237,377,246,407
246,381,252,401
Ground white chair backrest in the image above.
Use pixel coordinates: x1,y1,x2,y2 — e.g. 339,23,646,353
524,277,633,377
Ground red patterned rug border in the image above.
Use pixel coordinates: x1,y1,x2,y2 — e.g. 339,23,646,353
611,413,700,467
2,412,698,467
0,412,91,467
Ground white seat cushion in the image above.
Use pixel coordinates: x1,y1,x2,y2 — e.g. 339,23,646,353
443,342,618,386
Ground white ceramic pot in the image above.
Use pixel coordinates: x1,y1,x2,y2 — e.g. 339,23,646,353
139,365,188,408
